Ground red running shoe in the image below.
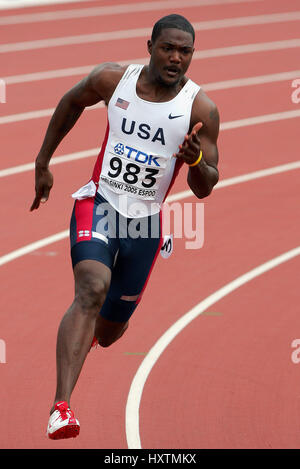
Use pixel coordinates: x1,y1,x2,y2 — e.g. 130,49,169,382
47,401,80,440
90,336,99,351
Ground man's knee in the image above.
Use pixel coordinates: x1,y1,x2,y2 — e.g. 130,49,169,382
76,280,107,315
73,261,111,316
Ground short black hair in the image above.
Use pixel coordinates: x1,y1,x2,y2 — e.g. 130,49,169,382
151,14,195,44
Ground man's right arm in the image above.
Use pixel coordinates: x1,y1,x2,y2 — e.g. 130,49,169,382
30,62,123,211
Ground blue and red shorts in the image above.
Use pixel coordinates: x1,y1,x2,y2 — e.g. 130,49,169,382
70,193,163,322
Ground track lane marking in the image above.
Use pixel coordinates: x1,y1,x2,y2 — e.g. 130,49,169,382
2,90,300,125
0,0,98,9
125,246,300,448
1,20,300,53
0,231,68,267
0,159,299,266
0,0,260,23
166,160,300,202
0,148,98,177
4,66,300,91
1,110,300,177
203,70,300,91
0,102,104,125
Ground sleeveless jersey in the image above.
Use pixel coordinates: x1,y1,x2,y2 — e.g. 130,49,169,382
92,64,200,218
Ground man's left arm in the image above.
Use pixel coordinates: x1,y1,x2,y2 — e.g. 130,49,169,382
173,93,220,199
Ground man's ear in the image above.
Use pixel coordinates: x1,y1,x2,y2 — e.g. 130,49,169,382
147,40,152,54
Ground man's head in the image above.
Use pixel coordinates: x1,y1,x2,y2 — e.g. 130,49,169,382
151,14,195,45
147,14,195,87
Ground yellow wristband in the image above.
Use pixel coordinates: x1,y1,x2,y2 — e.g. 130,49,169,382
189,150,203,167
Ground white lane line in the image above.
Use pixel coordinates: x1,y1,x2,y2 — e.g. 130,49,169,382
0,159,299,267
202,70,300,91
2,74,300,125
1,14,300,53
0,230,68,267
0,0,260,23
4,64,98,84
0,148,99,177
1,110,300,175
0,28,149,53
4,64,300,90
125,245,300,449
0,0,97,9
0,102,104,125
220,109,300,130
195,38,300,59
166,160,300,202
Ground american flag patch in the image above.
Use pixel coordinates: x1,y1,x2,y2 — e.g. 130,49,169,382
115,97,130,110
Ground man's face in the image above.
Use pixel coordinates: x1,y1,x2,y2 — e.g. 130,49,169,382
148,28,194,87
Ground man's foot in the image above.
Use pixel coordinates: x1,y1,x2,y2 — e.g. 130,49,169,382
47,401,80,440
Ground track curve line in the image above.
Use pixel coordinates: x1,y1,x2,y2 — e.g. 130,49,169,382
125,245,300,449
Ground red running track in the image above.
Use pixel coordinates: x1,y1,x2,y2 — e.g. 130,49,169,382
0,0,299,449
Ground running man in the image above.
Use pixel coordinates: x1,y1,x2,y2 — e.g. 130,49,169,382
30,14,219,440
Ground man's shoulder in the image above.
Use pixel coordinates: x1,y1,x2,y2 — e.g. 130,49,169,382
95,62,127,77
90,62,128,87
194,88,218,115
89,63,128,103
190,88,219,133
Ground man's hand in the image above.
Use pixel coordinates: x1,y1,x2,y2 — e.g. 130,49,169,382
30,164,53,211
173,122,203,165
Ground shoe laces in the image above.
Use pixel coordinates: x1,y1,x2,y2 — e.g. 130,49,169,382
55,401,71,421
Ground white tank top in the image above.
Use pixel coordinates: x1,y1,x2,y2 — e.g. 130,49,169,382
93,64,200,218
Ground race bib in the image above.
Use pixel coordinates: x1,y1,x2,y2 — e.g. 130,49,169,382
100,134,169,201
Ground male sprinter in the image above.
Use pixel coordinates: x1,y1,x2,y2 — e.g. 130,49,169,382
30,14,220,440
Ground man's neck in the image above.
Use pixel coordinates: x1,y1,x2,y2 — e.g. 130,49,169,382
136,65,186,103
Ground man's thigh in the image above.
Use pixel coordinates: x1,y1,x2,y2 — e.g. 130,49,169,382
70,193,119,271
99,212,163,323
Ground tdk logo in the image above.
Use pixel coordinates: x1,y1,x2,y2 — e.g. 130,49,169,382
114,143,125,155
121,118,165,146
114,143,160,167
